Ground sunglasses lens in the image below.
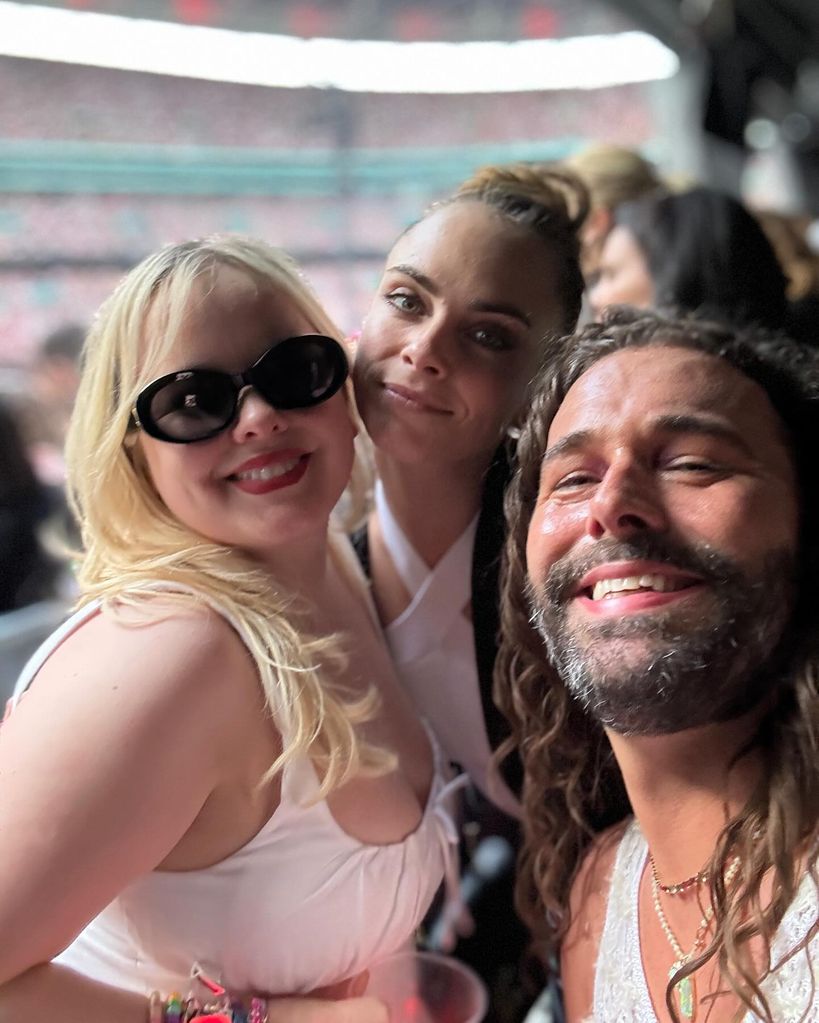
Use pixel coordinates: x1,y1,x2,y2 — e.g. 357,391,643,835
253,336,347,409
143,372,236,442
135,336,348,443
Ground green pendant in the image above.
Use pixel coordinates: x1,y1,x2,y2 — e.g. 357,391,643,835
670,962,696,1021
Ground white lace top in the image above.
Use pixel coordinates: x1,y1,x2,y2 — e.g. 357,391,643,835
591,819,819,1022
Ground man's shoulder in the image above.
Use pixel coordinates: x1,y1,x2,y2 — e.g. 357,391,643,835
560,818,634,1022
569,817,633,926
774,856,819,954
762,859,819,1017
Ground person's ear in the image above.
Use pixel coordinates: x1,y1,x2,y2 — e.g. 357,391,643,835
584,205,613,245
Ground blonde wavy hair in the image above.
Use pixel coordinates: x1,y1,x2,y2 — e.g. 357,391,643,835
564,142,661,211
66,234,387,796
496,308,819,1021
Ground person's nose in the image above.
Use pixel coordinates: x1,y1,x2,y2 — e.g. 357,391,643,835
230,387,289,442
586,459,667,540
401,317,451,377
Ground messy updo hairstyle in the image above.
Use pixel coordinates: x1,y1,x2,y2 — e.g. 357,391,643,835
447,162,589,335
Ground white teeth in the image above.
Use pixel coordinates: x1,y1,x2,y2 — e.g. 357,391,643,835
591,574,683,601
235,457,300,481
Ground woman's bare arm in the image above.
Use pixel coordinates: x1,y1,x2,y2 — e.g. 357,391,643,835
0,964,389,1023
0,606,256,1008
0,605,389,1023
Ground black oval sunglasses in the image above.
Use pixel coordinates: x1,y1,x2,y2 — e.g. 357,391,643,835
132,334,349,444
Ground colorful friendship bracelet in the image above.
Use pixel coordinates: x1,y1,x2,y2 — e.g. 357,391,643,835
147,965,268,1023
146,993,265,1023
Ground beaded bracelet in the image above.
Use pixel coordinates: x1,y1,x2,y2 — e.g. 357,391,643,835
147,994,263,1023
147,965,268,1023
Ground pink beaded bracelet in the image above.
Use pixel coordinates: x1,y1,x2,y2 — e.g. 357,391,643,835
147,965,268,1023
248,998,267,1023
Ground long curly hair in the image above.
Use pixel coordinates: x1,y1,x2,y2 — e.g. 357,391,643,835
495,307,819,1020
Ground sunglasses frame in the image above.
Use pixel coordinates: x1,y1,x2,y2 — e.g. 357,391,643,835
132,334,349,444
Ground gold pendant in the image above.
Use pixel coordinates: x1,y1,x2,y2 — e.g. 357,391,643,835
670,962,696,1021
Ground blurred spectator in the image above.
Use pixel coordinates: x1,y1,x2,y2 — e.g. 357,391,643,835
25,323,85,487
589,186,788,330
564,143,663,279
754,209,819,346
0,402,64,612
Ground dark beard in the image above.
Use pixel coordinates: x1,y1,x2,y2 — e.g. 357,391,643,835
528,534,796,736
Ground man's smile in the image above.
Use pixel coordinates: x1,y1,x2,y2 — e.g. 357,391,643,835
570,560,704,616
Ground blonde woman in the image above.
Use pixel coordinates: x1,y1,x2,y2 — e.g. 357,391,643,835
0,236,454,1022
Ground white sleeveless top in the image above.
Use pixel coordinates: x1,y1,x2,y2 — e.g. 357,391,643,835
592,819,819,1022
375,482,518,817
9,536,459,997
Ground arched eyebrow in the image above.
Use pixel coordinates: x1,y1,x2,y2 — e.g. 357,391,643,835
540,413,755,468
386,263,531,326
386,264,438,293
470,299,531,326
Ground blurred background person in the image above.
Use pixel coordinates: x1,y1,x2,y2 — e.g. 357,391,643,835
0,400,62,613
0,400,70,705
23,322,85,488
754,208,819,346
564,143,663,281
589,185,788,329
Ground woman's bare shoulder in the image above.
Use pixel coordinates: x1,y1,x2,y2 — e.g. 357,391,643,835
0,598,267,980
572,819,630,907
28,597,260,727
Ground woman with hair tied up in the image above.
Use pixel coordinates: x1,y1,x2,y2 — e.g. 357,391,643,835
0,235,457,1023
590,185,789,331
352,163,590,1021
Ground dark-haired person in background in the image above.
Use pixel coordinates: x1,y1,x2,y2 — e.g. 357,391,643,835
0,401,61,613
24,323,86,488
754,208,819,347
590,186,788,330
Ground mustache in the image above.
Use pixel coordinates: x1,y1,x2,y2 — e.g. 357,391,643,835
536,532,741,609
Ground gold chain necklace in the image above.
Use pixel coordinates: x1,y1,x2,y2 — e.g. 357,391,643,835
650,855,710,896
649,854,741,1022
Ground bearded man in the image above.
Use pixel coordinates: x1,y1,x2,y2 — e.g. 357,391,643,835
496,308,819,1022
